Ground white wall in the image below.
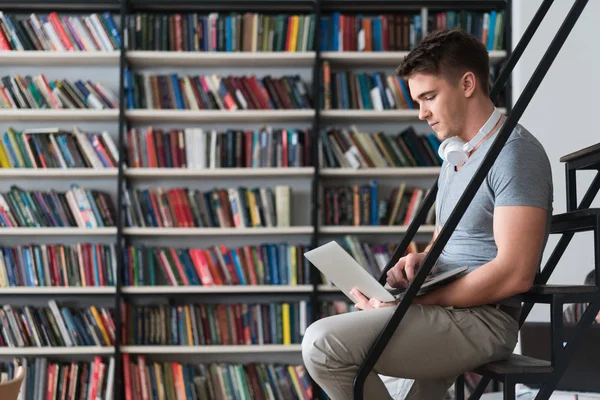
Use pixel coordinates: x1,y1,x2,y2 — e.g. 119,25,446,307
512,0,600,322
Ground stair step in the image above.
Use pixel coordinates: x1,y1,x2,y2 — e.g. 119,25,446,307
528,284,598,295
475,354,553,375
560,142,600,170
519,284,599,304
551,209,600,234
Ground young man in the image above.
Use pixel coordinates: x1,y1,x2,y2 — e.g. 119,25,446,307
302,28,554,399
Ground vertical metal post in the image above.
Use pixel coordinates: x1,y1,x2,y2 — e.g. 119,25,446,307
550,295,564,368
565,164,577,212
455,375,465,400
503,0,513,114
503,377,515,400
310,0,323,398
114,0,129,399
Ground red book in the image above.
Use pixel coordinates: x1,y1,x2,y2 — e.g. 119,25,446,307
48,12,74,51
189,249,214,286
145,127,158,168
169,248,189,285
122,354,132,400
204,249,224,285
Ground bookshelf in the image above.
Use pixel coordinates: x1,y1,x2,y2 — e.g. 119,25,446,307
0,0,512,399
120,345,303,354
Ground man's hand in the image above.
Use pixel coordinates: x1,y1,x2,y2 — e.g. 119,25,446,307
351,288,399,310
386,252,427,288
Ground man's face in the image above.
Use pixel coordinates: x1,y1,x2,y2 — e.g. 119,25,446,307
407,72,466,141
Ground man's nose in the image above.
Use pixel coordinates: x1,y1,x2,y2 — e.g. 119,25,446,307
418,105,429,120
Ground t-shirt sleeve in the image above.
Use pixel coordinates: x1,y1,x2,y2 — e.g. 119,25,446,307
487,139,553,210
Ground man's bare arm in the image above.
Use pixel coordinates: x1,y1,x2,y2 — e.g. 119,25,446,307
414,205,547,308
424,226,440,253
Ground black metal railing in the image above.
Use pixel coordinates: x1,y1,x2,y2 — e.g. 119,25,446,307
353,0,590,398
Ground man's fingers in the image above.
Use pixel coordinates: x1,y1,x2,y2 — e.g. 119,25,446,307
405,258,419,281
387,267,408,288
350,288,372,310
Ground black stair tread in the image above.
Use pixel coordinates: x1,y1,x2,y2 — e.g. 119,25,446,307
560,142,600,163
476,354,553,375
528,284,599,295
552,209,600,223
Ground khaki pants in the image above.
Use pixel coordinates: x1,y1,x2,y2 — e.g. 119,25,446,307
301,304,519,399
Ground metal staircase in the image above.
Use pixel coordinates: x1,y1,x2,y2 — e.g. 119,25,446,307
352,0,600,399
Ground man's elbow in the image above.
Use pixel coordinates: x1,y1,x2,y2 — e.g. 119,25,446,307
510,264,537,295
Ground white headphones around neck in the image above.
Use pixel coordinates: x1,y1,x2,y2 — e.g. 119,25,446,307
437,107,503,167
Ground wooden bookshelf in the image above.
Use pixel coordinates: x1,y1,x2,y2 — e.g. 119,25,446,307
125,50,505,68
0,168,119,178
123,227,314,236
321,50,507,66
319,225,436,234
318,285,343,292
321,108,507,121
0,287,115,294
120,345,303,354
125,109,315,122
0,109,118,121
320,167,441,177
0,228,117,236
0,347,115,356
0,51,120,66
125,167,315,179
122,285,313,294
0,5,513,400
127,51,316,67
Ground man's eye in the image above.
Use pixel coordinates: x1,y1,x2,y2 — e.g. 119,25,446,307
426,95,436,101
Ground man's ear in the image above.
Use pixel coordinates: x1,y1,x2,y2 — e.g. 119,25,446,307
461,71,477,98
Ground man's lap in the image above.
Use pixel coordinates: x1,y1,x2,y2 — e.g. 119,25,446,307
302,304,519,380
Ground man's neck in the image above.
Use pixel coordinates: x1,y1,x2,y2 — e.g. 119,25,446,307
458,100,496,143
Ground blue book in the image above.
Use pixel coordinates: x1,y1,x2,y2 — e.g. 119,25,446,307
170,74,185,109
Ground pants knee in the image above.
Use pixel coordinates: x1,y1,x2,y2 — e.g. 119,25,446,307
301,319,324,367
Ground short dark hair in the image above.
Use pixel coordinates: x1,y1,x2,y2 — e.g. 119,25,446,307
396,28,491,97
585,270,596,286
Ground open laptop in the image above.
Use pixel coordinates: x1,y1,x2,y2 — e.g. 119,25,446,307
520,322,600,393
304,241,468,303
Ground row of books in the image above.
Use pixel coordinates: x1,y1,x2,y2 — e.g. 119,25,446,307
5,357,311,400
0,124,442,170
0,12,120,52
123,357,311,400
323,183,435,227
124,71,312,111
124,243,311,287
0,9,506,53
321,126,442,168
0,244,116,288
4,357,115,400
124,186,291,229
0,74,118,110
126,126,312,169
0,185,115,228
321,13,423,52
431,10,505,51
122,301,309,346
127,12,316,53
0,301,114,348
0,127,118,169
322,66,415,111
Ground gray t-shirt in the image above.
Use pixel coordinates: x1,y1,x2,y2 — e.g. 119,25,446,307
434,122,553,306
